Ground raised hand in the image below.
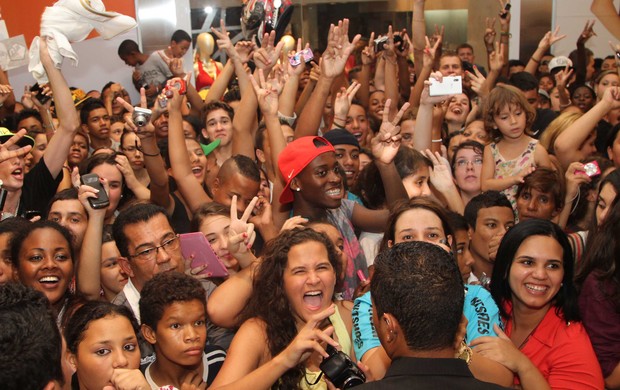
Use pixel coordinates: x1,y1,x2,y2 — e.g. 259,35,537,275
0,84,13,106
333,81,361,123
466,66,487,95
0,129,32,163
423,149,456,193
371,99,410,164
321,19,361,79
235,41,256,64
554,67,573,89
169,58,185,77
396,29,413,58
578,20,596,44
249,68,281,116
489,42,506,73
421,71,457,105
211,19,239,61
484,18,497,49
361,32,376,65
382,25,397,61
287,38,309,77
423,35,442,69
538,26,567,50
228,195,258,259
498,0,511,27
77,176,109,217
278,304,339,369
253,30,284,72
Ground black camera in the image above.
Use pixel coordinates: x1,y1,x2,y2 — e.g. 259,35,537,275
319,345,365,389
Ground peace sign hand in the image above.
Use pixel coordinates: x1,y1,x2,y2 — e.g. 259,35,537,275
0,129,32,164
371,99,410,165
228,195,258,259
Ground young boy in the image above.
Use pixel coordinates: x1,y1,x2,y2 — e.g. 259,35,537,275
139,272,226,389
157,30,192,65
118,39,173,97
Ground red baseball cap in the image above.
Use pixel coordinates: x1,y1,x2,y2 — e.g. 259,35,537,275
278,136,335,204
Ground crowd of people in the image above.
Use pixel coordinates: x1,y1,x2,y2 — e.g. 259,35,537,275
0,0,619,389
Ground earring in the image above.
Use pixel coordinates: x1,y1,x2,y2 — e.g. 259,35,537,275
294,188,301,192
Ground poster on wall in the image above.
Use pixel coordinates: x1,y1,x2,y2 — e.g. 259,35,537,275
0,35,28,71
554,0,620,57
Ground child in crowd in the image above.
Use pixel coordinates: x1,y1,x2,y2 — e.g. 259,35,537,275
481,84,552,211
140,272,226,389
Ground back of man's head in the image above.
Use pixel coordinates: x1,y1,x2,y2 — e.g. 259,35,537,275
0,283,64,389
371,241,464,352
112,203,171,258
509,71,538,93
464,190,512,230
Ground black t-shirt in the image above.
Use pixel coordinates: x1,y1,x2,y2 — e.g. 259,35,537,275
19,156,63,217
531,108,557,139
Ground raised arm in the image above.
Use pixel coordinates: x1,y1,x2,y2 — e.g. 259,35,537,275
279,38,308,117
295,19,361,138
498,0,511,78
39,37,79,178
168,89,212,212
414,71,455,152
409,35,441,110
76,180,108,300
412,0,427,78
525,27,566,75
383,26,400,121
555,86,620,169
358,32,376,109
352,100,410,233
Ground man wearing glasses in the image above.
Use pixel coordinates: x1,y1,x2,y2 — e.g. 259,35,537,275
112,203,231,363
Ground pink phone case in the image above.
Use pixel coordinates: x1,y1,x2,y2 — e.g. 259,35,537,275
180,233,229,278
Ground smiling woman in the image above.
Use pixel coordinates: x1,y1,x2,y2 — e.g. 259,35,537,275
209,228,352,390
472,219,605,389
10,220,75,320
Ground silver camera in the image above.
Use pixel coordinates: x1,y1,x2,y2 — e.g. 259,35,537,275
132,107,152,127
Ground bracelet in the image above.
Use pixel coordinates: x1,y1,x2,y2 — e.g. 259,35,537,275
334,116,347,122
559,99,572,109
500,32,511,37
141,150,160,157
432,138,443,143
531,57,540,64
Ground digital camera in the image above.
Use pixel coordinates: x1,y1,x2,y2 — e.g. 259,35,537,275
319,345,365,389
132,107,152,127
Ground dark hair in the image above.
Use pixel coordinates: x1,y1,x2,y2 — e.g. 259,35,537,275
353,162,385,209
569,84,595,100
0,283,64,389
79,98,107,125
516,167,566,211
190,202,229,232
575,196,620,310
567,157,614,228
171,29,191,43
15,108,43,129
223,87,242,104
219,155,261,183
381,198,454,252
446,210,470,232
538,72,556,88
182,115,202,140
46,188,81,218
65,301,139,354
490,219,579,322
118,39,140,57
241,228,342,389
112,203,171,257
372,241,464,350
456,43,474,52
606,123,620,153
394,147,432,179
10,220,75,268
508,59,526,69
509,71,539,92
0,217,30,236
464,191,513,231
139,272,206,330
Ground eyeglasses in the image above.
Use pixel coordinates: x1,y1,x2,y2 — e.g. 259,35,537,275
128,235,179,262
455,158,483,168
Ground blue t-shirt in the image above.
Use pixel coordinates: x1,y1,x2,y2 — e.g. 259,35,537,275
352,285,501,360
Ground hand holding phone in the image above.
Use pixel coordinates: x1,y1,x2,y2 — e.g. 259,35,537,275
80,173,110,210
429,76,462,96
29,84,51,105
180,233,229,278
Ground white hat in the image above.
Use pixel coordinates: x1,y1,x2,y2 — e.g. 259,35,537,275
548,56,573,73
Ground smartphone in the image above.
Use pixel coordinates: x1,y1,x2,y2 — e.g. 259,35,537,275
80,173,110,209
29,84,51,105
500,2,511,18
180,232,229,278
429,76,463,96
289,48,314,67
